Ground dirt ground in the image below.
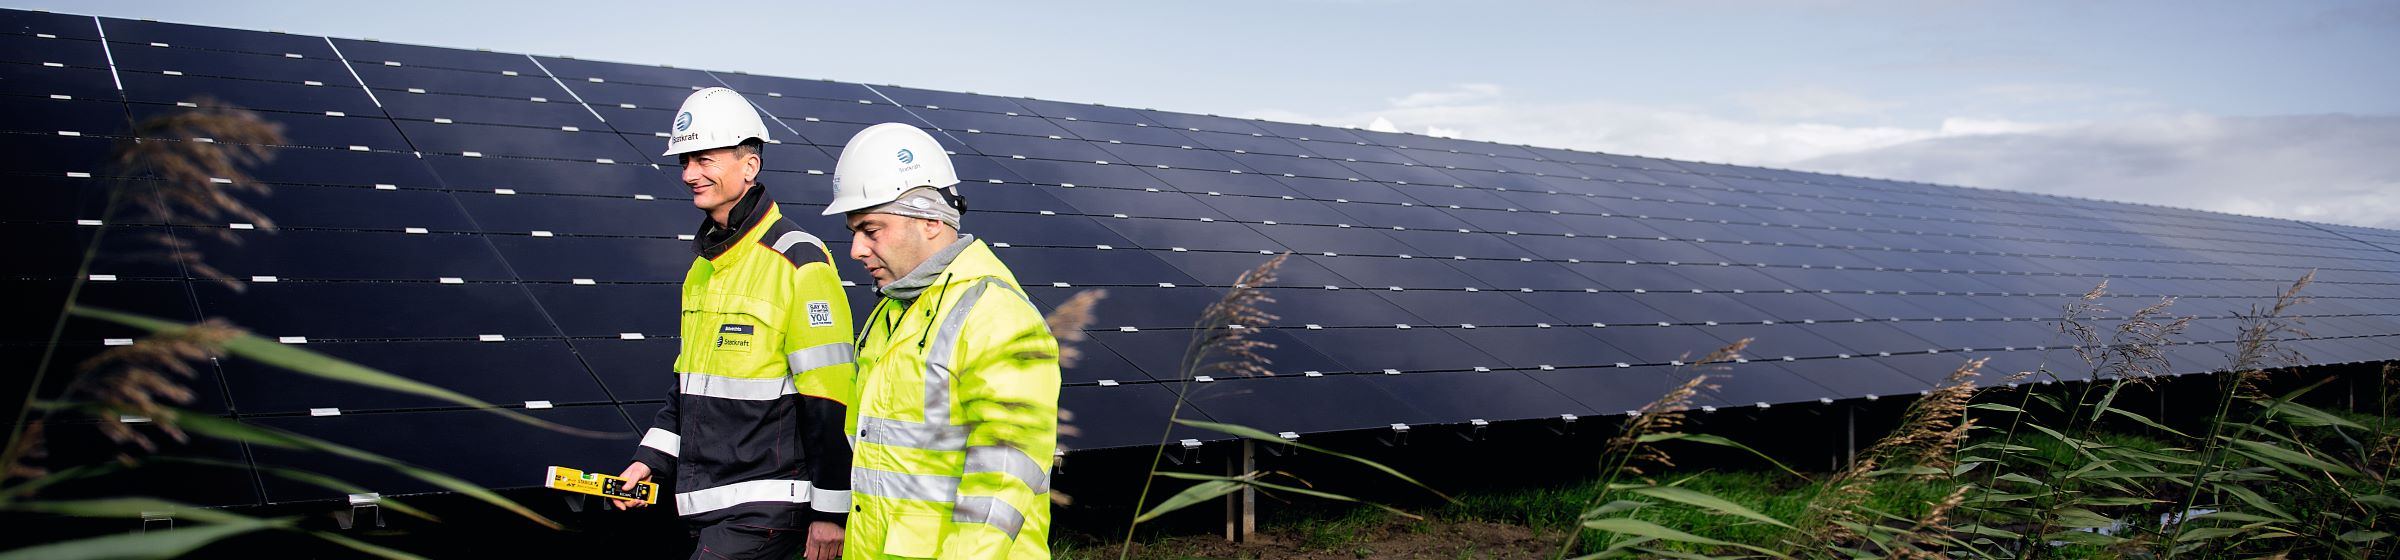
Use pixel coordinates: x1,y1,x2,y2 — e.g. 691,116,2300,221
1093,518,1561,560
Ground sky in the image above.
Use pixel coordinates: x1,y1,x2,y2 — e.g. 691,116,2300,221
20,0,2400,228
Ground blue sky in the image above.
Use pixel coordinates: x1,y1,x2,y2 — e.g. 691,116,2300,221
22,0,2400,227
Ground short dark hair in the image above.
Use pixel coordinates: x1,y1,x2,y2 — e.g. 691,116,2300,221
736,138,765,170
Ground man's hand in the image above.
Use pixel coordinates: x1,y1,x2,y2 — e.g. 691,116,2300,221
804,520,844,560
611,462,652,510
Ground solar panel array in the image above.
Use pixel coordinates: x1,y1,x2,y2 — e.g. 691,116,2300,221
9,9,2399,508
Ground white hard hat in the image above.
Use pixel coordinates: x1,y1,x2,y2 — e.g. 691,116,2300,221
824,122,960,216
662,86,771,157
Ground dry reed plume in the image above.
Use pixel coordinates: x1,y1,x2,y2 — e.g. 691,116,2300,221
1889,484,1973,559
1798,358,1984,548
1122,254,1291,557
1553,339,1750,558
1041,289,1108,370
2060,281,2193,386
111,97,285,291
1180,253,1285,380
2226,272,2314,396
1610,340,1748,480
6,101,281,480
1034,289,1106,507
74,320,243,456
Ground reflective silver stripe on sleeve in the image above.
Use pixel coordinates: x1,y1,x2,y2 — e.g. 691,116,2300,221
954,495,1027,539
787,341,856,374
640,428,681,457
921,278,1001,426
852,467,960,503
810,488,851,514
771,230,824,254
965,445,1050,493
676,372,795,401
675,479,813,515
859,416,970,451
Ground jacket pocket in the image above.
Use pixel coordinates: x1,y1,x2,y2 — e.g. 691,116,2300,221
883,510,945,558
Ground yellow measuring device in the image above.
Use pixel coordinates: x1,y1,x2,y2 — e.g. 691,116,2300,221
544,465,657,504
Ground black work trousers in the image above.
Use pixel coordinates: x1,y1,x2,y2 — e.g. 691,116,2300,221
690,521,803,560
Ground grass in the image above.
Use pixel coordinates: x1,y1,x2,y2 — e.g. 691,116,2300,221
1288,507,1401,551
2007,431,2180,473
1074,466,1994,558
1087,271,2393,559
1069,401,2391,559
1446,470,1955,554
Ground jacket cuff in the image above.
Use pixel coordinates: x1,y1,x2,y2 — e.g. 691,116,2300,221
809,486,851,526
630,449,675,481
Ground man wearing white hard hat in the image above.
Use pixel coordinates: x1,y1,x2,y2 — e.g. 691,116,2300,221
614,86,855,560
826,123,1060,559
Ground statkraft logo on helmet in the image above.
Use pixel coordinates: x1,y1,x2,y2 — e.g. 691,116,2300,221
674,111,693,132
896,148,914,164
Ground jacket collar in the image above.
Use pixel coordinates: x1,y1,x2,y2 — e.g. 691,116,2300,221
877,234,977,301
694,183,773,260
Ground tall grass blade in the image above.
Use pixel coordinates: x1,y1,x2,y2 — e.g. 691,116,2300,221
2229,439,2360,477
1176,418,1453,502
1131,479,1240,523
1632,433,1806,479
1625,485,1793,530
1580,517,1792,559
71,306,610,438
174,413,559,529
0,517,277,560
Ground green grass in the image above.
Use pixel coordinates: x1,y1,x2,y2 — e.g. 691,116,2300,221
1281,506,1397,551
1068,407,2396,559
2000,430,2181,470
1443,469,1956,554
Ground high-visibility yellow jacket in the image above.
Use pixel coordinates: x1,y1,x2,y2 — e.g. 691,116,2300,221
846,237,1059,560
632,185,857,530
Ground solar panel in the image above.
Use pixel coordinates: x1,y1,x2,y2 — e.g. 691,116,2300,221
9,8,2400,510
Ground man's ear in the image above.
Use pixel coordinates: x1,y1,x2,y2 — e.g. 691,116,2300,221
740,151,760,185
916,217,946,241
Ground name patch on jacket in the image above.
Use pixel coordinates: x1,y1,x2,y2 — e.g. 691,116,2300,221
715,323,753,348
807,301,833,327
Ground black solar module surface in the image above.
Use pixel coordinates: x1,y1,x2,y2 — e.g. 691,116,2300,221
9,8,2400,507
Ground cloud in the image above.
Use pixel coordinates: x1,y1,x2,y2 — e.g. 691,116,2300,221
1247,83,2006,167
1387,83,1503,108
1968,82,2147,105
1937,117,2050,136
1798,113,2400,229
1724,86,1899,119
1246,85,2400,229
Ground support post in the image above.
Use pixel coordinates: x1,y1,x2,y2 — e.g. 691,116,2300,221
1224,439,1255,543
1845,405,1857,467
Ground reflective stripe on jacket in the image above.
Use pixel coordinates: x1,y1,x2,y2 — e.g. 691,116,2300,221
846,238,1059,560
631,185,857,528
